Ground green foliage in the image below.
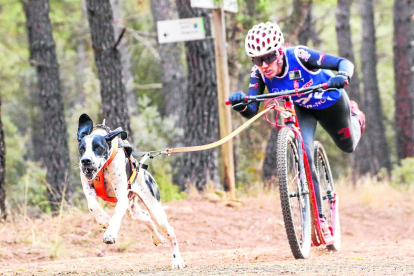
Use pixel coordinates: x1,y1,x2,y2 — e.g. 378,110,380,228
131,96,186,202
391,158,414,186
8,161,50,217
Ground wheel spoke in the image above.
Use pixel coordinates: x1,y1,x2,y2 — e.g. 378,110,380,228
278,128,311,259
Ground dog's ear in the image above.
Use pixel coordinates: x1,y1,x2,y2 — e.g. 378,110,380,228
105,127,128,142
77,114,94,142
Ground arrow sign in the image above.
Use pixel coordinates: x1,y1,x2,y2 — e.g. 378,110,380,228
157,17,205,44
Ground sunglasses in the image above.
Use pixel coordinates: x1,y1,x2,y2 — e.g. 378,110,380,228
252,52,278,66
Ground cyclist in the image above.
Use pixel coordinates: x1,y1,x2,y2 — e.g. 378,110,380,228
229,22,366,225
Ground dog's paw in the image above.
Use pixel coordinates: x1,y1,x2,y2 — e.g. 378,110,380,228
103,231,117,244
171,255,186,269
151,234,165,246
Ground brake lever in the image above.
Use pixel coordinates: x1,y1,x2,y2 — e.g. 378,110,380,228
232,102,249,110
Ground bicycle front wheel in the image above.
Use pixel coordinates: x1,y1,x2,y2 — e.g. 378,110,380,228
314,141,341,251
277,127,311,259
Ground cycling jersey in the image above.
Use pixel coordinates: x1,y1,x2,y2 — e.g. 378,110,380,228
241,46,354,118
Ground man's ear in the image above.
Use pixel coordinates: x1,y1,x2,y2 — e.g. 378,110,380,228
105,127,128,142
77,114,94,142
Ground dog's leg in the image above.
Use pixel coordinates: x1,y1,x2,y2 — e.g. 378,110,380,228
150,204,186,269
102,187,128,244
81,177,110,229
128,194,164,246
130,171,185,269
102,153,130,244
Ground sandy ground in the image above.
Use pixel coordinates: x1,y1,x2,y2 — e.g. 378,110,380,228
0,184,413,275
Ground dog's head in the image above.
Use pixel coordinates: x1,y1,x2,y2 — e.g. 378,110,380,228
77,114,127,180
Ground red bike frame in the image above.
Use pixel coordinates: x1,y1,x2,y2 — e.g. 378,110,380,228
280,96,337,246
227,82,340,247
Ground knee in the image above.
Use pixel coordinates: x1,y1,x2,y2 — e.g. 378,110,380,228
339,142,356,153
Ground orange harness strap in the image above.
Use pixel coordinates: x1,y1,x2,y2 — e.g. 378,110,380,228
93,137,140,203
93,137,119,203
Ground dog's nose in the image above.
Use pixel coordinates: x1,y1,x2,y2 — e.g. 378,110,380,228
81,158,92,166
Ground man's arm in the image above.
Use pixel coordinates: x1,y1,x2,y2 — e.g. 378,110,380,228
239,66,266,119
295,46,354,81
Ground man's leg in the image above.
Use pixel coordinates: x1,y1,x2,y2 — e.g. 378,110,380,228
315,90,362,153
295,106,325,215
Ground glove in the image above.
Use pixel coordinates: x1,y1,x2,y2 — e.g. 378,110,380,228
229,91,247,112
327,75,347,89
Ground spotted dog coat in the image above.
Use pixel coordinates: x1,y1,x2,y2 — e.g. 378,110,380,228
77,114,185,269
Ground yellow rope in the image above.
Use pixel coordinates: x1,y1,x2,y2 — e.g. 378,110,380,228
165,105,281,154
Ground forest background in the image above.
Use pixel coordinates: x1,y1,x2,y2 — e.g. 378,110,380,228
0,0,413,219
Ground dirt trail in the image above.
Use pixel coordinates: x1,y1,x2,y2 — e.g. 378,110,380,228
0,186,413,275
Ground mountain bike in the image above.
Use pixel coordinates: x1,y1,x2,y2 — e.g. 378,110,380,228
226,82,341,259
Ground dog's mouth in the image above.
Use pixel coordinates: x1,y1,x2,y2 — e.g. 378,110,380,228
82,167,97,179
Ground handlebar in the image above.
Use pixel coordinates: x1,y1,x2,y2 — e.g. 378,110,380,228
225,81,348,106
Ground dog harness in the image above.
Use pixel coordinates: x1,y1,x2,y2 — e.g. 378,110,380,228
93,137,141,203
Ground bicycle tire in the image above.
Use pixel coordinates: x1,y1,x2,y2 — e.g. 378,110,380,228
277,127,312,259
313,141,341,251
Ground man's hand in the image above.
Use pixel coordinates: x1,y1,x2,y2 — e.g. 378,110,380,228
229,91,247,112
327,75,347,89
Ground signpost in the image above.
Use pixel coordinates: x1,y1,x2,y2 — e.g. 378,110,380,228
157,17,205,44
210,7,236,200
156,1,238,200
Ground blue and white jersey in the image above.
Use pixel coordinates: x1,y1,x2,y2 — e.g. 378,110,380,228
262,47,340,109
241,46,354,118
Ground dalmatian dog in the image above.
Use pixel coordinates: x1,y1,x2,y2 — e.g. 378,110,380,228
77,114,185,269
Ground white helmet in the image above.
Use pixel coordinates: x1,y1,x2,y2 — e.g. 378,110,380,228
245,22,284,57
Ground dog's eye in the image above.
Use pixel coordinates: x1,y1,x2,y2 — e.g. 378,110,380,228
79,146,85,154
94,146,102,151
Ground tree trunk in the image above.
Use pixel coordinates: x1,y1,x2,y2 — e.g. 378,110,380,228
393,0,414,160
336,0,371,179
359,0,391,174
85,0,132,136
283,0,313,45
28,79,44,162
110,0,138,115
0,97,6,221
150,0,187,120
23,0,71,212
174,0,219,191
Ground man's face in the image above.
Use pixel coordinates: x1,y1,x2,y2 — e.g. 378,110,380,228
252,52,283,79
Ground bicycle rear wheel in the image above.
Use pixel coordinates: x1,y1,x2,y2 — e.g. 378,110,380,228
277,127,311,259
314,141,341,251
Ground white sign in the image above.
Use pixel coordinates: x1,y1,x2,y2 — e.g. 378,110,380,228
223,0,238,13
190,0,238,13
157,17,205,44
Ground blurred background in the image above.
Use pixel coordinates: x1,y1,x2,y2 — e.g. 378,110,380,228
0,0,413,220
